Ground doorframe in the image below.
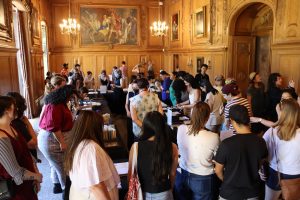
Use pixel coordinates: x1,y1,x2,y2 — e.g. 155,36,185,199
226,0,275,77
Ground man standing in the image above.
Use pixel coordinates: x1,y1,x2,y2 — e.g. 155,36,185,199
120,61,128,88
195,64,210,101
214,105,268,200
160,70,172,106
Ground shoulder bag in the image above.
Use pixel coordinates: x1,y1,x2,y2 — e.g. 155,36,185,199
126,142,143,200
0,179,15,200
272,128,300,200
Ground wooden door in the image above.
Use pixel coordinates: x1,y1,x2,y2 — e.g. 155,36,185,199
232,36,255,96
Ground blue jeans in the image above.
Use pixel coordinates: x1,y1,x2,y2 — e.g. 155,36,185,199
174,169,217,200
144,190,173,200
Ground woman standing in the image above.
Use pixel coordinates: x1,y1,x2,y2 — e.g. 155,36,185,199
38,85,75,194
263,99,300,200
0,96,42,199
65,111,120,200
204,80,224,133
7,92,38,160
177,74,201,110
175,102,220,200
128,111,178,199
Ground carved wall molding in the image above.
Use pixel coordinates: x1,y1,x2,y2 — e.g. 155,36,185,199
0,0,13,42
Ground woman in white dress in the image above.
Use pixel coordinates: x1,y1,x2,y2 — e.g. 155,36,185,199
65,111,120,200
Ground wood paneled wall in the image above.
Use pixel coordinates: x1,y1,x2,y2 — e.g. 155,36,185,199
165,0,300,92
0,0,51,117
48,0,165,84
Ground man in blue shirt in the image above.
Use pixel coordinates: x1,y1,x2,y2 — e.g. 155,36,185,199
160,70,172,106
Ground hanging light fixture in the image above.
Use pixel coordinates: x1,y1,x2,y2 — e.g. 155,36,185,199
150,1,169,37
59,0,80,35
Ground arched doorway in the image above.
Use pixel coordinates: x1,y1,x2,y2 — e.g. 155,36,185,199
228,2,274,95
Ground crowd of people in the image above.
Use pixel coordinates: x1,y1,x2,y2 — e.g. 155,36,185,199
0,61,300,200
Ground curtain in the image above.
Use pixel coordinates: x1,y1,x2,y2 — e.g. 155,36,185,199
13,9,33,118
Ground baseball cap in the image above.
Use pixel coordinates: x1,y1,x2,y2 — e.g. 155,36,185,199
249,72,258,81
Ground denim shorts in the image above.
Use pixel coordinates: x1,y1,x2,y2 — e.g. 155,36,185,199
266,166,300,191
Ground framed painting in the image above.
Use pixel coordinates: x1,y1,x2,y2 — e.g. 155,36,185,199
173,54,179,71
171,12,179,41
194,7,206,37
80,6,139,46
196,57,204,73
0,0,13,41
31,8,39,38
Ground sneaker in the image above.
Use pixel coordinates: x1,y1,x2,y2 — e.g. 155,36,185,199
53,183,63,194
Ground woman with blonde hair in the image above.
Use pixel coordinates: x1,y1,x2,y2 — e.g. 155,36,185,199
263,99,300,200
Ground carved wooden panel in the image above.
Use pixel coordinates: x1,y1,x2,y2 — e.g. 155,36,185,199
0,54,19,94
53,4,72,49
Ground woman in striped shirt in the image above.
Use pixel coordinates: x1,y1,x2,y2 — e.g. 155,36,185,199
0,96,42,199
222,83,252,132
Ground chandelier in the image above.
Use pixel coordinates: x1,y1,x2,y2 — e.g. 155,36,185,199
59,0,80,35
150,1,168,37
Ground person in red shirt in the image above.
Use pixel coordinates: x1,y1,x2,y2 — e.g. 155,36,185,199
38,85,76,195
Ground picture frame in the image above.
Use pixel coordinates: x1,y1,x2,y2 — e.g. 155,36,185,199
30,7,40,45
0,0,13,42
171,12,179,41
80,5,139,46
194,7,206,37
196,57,204,73
173,54,179,71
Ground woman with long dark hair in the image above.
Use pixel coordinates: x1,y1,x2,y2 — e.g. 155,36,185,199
6,92,38,159
177,74,201,110
65,111,120,200
175,102,219,200
0,96,42,199
263,99,300,200
128,111,178,199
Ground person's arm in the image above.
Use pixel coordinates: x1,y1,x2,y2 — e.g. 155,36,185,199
132,65,138,73
127,143,135,182
130,104,142,128
194,89,201,103
22,116,37,149
205,93,213,110
177,99,190,107
250,117,275,128
89,182,111,200
125,93,131,117
53,130,66,151
214,162,224,181
170,143,178,188
247,95,252,108
158,100,164,115
0,137,42,184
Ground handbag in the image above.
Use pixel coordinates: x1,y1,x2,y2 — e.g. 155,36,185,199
126,143,143,200
0,179,15,200
272,128,300,200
